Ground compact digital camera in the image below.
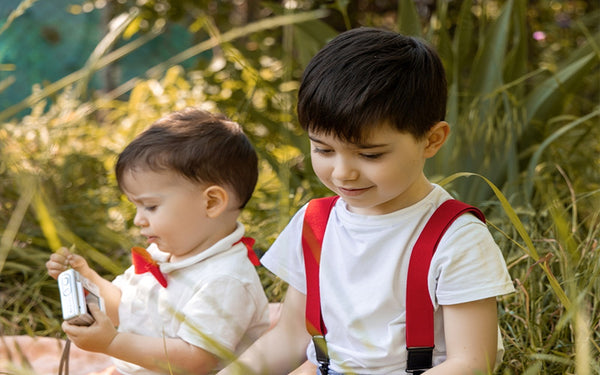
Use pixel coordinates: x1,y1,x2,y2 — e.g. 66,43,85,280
58,269,105,326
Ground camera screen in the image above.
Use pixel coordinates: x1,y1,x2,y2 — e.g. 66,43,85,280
84,289,101,310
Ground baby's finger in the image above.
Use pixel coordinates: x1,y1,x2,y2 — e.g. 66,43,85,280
88,303,103,319
47,263,65,274
48,251,68,265
56,246,71,257
62,320,84,336
67,254,88,270
46,260,68,279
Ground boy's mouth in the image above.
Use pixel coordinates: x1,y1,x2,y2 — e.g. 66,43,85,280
338,186,371,196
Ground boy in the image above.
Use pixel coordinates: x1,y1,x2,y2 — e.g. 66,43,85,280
46,108,270,375
218,28,514,374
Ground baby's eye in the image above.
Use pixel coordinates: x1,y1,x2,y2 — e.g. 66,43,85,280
145,206,157,212
313,147,333,155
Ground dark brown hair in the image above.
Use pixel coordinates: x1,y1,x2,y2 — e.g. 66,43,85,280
115,108,258,208
298,27,447,142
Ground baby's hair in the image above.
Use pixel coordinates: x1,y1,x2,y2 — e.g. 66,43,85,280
298,27,447,142
115,108,258,208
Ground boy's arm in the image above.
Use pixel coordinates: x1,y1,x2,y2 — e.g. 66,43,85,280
63,304,219,375
288,360,318,375
424,297,499,375
217,286,312,375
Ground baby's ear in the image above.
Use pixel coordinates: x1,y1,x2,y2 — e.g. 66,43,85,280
203,185,229,218
423,121,450,158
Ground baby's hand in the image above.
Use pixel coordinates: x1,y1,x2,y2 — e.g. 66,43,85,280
62,304,117,353
46,247,90,280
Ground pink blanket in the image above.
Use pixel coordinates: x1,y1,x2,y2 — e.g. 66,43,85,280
0,335,115,374
0,303,282,374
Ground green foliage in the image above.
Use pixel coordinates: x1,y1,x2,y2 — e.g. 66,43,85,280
0,0,598,373
426,0,600,207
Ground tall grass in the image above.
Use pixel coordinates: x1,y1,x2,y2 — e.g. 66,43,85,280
438,173,599,374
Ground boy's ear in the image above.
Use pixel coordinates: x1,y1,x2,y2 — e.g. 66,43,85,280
203,185,229,218
423,121,450,158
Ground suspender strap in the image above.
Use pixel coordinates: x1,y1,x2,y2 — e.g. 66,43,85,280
302,196,339,375
405,199,484,374
302,196,340,336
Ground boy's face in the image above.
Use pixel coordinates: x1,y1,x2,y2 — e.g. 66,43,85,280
120,168,215,262
309,123,434,215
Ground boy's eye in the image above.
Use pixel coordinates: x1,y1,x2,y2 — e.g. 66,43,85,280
145,206,157,212
360,153,383,160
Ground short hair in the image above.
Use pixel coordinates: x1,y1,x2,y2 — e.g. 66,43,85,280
297,27,447,141
115,108,258,209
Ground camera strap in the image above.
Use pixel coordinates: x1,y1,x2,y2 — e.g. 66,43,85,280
58,338,71,375
302,196,484,374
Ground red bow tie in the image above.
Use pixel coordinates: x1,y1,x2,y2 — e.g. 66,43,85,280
131,238,260,288
236,237,261,266
131,246,168,288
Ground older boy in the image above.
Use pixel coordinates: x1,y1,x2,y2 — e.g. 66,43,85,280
47,108,270,375
219,28,514,375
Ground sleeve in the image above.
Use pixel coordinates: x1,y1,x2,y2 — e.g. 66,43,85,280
260,204,308,294
176,276,262,354
430,214,515,306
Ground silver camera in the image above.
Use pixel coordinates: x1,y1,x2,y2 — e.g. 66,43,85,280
58,269,105,326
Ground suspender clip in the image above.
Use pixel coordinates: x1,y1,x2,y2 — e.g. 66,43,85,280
406,346,434,374
312,335,329,375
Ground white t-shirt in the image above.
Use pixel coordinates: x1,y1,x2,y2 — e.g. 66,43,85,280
112,222,270,375
261,185,515,374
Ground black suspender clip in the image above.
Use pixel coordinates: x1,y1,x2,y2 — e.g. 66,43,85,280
313,335,330,375
406,346,434,374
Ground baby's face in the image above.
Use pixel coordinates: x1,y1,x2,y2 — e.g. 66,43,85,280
120,168,214,261
308,123,433,215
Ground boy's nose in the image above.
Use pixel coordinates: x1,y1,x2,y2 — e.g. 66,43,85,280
332,158,359,181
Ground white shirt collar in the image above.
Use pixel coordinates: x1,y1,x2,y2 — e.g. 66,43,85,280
145,222,245,273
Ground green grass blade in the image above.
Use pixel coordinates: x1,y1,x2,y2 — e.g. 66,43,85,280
454,0,474,69
438,172,538,259
145,10,329,79
0,0,40,36
503,0,528,82
524,108,600,199
525,52,598,124
0,182,35,273
75,10,141,97
292,20,339,68
30,184,123,274
469,0,513,96
32,191,62,252
397,0,422,37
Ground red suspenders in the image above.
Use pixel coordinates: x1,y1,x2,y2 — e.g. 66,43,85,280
302,196,485,374
302,196,340,374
